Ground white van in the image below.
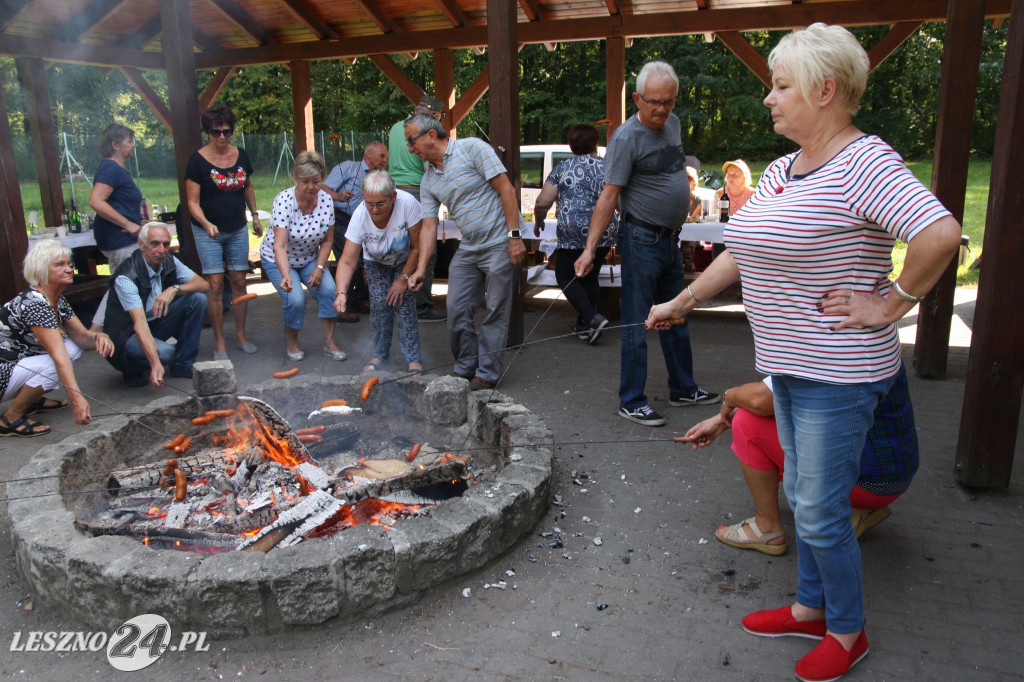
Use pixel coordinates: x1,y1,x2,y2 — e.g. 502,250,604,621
519,144,604,220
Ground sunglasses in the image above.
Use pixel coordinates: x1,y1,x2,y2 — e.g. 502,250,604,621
406,130,430,147
207,128,234,138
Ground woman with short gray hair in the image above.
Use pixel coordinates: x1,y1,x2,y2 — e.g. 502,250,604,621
0,240,113,436
259,151,345,362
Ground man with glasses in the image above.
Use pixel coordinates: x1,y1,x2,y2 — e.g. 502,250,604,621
404,114,526,391
387,95,447,322
103,223,210,388
322,142,388,321
575,60,720,427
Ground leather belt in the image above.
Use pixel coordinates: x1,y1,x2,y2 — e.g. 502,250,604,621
622,213,679,236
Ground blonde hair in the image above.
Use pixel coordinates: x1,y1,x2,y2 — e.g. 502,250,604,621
768,23,869,115
23,239,72,287
293,151,326,181
722,160,753,188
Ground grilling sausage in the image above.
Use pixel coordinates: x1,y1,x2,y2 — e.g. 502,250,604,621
232,292,258,305
191,415,215,426
173,468,187,503
162,459,178,477
273,367,300,379
295,425,326,436
361,377,379,401
173,437,193,455
296,434,323,444
164,434,185,450
204,409,237,419
405,443,421,462
319,399,349,408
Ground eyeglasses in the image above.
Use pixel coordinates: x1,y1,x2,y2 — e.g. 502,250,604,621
364,200,392,210
637,93,676,109
148,240,171,248
53,260,75,270
406,131,430,147
207,128,234,138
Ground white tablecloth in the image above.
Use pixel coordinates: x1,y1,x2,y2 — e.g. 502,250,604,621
28,222,177,250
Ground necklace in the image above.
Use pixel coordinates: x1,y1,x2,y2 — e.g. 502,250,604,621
819,123,852,156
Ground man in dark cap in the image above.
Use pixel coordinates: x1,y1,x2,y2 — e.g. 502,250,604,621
387,95,447,322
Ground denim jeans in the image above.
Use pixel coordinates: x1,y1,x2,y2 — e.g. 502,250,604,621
618,221,697,409
191,223,250,274
261,257,338,329
774,373,896,634
124,291,208,375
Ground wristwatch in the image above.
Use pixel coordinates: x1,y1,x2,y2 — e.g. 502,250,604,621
508,229,522,239
172,284,181,294
402,273,411,281
316,264,326,272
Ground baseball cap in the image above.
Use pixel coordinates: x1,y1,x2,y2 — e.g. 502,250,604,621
417,95,445,114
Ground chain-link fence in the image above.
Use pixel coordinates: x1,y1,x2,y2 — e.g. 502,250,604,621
13,130,386,185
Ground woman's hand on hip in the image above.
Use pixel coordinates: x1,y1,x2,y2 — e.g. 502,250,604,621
820,282,890,330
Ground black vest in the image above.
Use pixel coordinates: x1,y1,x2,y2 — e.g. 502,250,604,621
104,249,180,373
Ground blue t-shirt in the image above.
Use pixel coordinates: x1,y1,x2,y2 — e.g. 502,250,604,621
92,159,142,251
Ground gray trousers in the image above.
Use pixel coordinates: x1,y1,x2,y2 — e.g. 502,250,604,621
446,241,514,383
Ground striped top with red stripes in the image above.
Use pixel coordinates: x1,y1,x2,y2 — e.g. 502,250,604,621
724,135,951,384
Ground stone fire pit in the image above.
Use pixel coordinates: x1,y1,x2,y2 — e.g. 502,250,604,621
8,362,553,637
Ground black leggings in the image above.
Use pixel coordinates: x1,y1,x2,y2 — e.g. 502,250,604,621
554,247,610,323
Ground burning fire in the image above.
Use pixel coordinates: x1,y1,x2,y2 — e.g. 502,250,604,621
307,499,423,538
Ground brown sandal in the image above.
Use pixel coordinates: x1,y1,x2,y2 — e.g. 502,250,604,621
0,414,51,437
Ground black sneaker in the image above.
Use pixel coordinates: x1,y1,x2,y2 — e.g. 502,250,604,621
618,405,666,427
418,310,447,322
669,388,722,406
571,323,590,340
586,313,609,345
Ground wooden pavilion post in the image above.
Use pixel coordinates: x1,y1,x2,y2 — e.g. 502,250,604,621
0,83,29,300
487,0,522,345
291,60,315,153
15,57,63,228
605,37,626,139
955,0,1024,488
914,0,986,379
160,0,203,272
434,47,457,138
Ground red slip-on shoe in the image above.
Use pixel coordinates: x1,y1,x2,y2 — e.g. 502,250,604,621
742,605,827,640
795,630,869,682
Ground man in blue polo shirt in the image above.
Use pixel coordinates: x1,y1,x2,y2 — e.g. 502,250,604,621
404,114,526,391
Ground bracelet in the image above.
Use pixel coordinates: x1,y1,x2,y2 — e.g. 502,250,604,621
891,279,924,303
402,273,410,281
686,284,702,306
722,388,731,409
316,264,326,272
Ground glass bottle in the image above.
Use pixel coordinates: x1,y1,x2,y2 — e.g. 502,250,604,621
718,193,730,223
70,200,82,233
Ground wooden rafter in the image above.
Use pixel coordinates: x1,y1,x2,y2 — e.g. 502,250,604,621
695,0,709,8
368,54,423,102
432,0,468,27
119,67,171,130
121,15,163,50
518,0,542,21
0,0,34,32
205,0,276,45
352,0,401,34
451,67,489,125
277,0,341,40
714,30,770,87
0,33,165,69
199,66,235,110
52,0,126,43
867,21,923,70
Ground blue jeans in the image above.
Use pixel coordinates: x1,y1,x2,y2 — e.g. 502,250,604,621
261,257,338,329
774,373,896,634
618,221,697,409
124,291,208,375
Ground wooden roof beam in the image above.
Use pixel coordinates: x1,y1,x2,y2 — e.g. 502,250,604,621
121,15,163,50
190,0,1012,70
368,54,422,102
205,0,276,45
714,30,770,87
0,33,165,69
353,0,402,34
518,0,543,21
199,66,236,110
119,67,172,131
867,21,923,71
0,0,33,32
52,0,126,43
432,0,469,27
695,0,709,8
450,66,489,126
278,0,341,41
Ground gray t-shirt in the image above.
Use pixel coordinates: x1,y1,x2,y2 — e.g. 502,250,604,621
602,113,690,229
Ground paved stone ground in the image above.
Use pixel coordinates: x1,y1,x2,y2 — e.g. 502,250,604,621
0,279,1020,681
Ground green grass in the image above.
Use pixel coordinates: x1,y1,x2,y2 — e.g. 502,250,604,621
20,159,990,287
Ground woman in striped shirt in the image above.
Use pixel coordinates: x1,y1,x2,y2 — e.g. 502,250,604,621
648,23,961,682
